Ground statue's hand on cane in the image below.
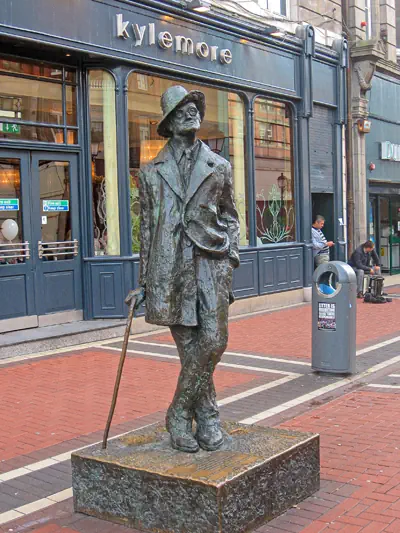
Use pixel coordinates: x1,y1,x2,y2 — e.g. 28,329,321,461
125,286,146,310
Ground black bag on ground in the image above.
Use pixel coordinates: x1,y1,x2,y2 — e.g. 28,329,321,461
364,275,392,303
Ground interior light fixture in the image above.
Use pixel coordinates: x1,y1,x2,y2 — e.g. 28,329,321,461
270,31,286,38
262,26,279,35
263,26,285,38
184,0,212,13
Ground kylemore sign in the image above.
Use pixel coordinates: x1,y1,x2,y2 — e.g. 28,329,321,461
116,14,233,65
381,141,400,162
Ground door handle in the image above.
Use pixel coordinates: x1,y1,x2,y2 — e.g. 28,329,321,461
38,239,79,259
0,241,30,260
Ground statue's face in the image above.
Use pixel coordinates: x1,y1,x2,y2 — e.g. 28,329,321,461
168,102,201,136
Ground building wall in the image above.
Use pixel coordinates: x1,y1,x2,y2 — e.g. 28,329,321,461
293,0,342,35
397,0,400,47
0,0,347,323
344,0,400,252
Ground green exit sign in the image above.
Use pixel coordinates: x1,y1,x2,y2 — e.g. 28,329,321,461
1,123,21,134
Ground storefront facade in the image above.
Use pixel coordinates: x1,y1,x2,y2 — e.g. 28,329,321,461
0,0,347,332
366,73,400,275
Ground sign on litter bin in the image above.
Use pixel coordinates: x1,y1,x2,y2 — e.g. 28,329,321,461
312,261,357,374
317,303,336,331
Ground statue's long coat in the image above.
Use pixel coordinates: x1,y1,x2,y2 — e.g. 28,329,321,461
139,141,240,327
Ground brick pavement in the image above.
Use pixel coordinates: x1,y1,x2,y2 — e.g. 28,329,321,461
1,291,400,533
257,390,400,533
151,298,400,357
0,349,260,462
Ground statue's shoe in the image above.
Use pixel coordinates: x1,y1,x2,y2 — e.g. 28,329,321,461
166,410,199,453
170,432,199,453
196,421,224,451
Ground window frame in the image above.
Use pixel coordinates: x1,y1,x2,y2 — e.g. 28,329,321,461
266,0,288,18
125,67,251,254
122,68,299,253
365,0,372,39
87,67,121,257
252,93,298,246
0,54,78,146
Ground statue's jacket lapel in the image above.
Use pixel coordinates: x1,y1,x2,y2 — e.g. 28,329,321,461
139,141,238,327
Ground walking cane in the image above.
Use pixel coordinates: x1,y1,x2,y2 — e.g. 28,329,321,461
102,288,142,449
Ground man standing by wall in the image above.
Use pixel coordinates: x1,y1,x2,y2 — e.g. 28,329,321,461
348,240,381,298
312,215,335,268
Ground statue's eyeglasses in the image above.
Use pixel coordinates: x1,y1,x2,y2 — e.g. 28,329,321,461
175,106,199,119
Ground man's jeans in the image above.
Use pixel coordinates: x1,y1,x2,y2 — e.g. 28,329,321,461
352,268,366,294
314,253,329,269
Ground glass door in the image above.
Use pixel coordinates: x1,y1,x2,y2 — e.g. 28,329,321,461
0,150,83,332
369,196,378,246
31,152,82,322
390,196,400,274
379,197,391,272
0,150,37,331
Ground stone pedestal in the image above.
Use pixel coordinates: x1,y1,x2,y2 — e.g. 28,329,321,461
72,422,319,533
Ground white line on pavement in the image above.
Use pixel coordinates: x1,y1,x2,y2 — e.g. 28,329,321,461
130,340,310,366
98,345,300,377
367,384,400,389
0,328,169,366
239,353,400,425
0,488,72,526
219,375,297,406
356,335,400,356
0,337,122,366
224,351,309,366
0,423,156,484
389,374,400,377
0,367,300,486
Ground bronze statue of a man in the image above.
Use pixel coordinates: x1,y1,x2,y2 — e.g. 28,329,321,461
137,85,240,453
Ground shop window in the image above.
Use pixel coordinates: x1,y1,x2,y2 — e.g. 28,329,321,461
89,70,120,256
254,98,295,244
127,73,249,254
0,56,78,144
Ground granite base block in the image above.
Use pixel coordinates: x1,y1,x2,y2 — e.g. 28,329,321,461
72,422,320,533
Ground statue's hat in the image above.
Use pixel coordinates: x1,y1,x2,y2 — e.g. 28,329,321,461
157,85,205,138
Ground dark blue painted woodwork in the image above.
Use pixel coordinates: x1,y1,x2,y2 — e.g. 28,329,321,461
366,116,400,184
31,152,83,317
0,0,298,96
258,247,304,295
369,74,400,123
42,271,76,313
312,61,336,106
232,251,259,299
0,274,29,319
310,106,334,193
91,262,125,318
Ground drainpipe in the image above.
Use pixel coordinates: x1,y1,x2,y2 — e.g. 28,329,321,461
342,0,354,256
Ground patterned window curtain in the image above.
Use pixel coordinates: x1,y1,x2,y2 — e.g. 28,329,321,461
254,99,295,244
89,70,120,256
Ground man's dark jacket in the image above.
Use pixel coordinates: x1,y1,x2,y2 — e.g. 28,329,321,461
138,140,240,327
348,245,380,273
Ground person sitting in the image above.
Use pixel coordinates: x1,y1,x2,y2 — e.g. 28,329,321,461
312,215,335,268
348,240,381,299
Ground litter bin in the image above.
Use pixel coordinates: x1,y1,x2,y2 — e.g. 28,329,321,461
312,261,357,374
